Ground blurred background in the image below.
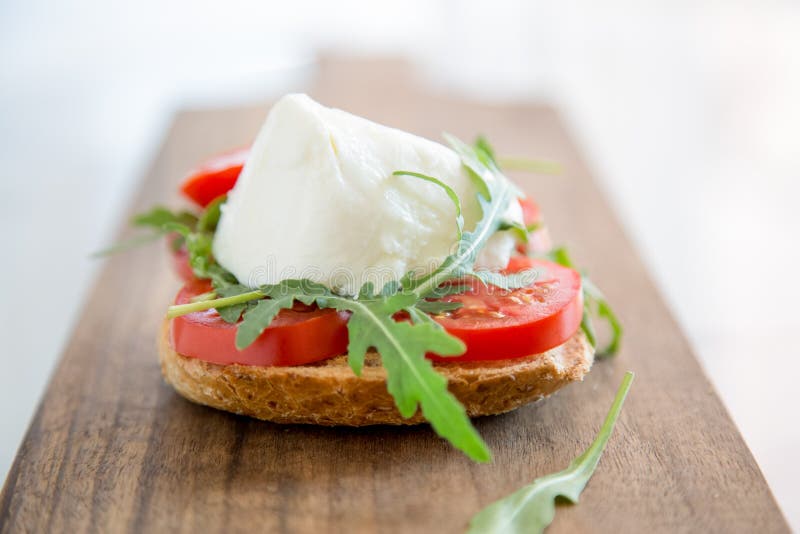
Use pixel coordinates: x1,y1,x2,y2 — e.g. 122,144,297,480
1,0,798,526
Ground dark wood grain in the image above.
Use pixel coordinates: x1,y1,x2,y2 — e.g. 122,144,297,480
0,57,789,534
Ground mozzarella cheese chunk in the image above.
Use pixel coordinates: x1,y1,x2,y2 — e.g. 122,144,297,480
212,94,522,295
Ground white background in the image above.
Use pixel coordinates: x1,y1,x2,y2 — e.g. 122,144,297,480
1,0,798,527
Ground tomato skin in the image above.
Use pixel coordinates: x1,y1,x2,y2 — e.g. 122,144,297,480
430,257,583,361
170,280,350,366
180,147,249,207
171,260,581,365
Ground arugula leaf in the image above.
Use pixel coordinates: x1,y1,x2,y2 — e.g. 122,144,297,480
197,195,226,232
236,297,298,349
159,135,618,463
235,280,326,349
579,303,597,348
133,206,198,230
474,135,498,165
467,371,634,533
583,278,623,356
525,221,543,233
498,219,529,243
424,283,471,299
404,305,442,325
94,206,199,257
215,284,254,323
95,202,238,291
546,247,622,357
160,205,237,288
319,291,489,462
469,268,539,291
219,279,489,461
414,300,463,315
166,288,263,318
160,135,526,461
407,134,520,297
393,171,464,240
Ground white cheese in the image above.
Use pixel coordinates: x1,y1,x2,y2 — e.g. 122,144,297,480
212,94,522,295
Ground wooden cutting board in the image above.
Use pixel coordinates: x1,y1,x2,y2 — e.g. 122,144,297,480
0,58,789,534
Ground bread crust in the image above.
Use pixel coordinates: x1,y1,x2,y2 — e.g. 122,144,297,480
159,320,594,426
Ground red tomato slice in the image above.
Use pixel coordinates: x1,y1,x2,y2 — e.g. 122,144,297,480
170,280,350,366
180,147,250,207
430,256,583,361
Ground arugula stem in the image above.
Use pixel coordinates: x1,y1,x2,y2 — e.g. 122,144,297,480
166,290,263,318
412,187,513,297
189,291,217,303
576,371,634,464
498,158,562,175
467,371,634,533
393,171,464,240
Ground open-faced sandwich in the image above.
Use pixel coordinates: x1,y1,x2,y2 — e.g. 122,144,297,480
117,94,620,461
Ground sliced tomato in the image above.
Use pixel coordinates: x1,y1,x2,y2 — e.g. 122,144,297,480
180,147,249,207
170,280,349,366
429,256,582,361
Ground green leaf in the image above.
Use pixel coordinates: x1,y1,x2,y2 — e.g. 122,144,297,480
580,301,597,349
467,371,634,534
162,217,236,287
358,281,377,300
93,206,198,257
133,206,197,230
414,300,463,315
234,279,330,349
197,195,226,232
423,282,470,299
99,202,238,288
406,134,520,297
380,279,401,296
474,135,498,166
217,304,247,324
322,290,417,376
470,268,540,291
583,278,623,357
236,296,297,349
166,289,264,319
152,134,615,466
215,284,253,323
498,219,529,243
546,247,622,357
320,292,489,462
526,221,543,233
546,246,575,269
394,171,464,240
404,305,441,325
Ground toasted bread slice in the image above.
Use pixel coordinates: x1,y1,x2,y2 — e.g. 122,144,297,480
158,320,593,425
